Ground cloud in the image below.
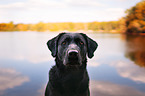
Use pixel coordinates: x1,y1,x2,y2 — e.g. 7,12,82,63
0,0,105,12
37,80,145,96
94,8,125,21
111,61,145,83
0,68,29,95
0,0,67,23
0,0,125,23
0,32,55,64
90,80,145,96
37,85,46,96
0,0,66,9
0,2,24,9
64,0,105,7
88,60,101,67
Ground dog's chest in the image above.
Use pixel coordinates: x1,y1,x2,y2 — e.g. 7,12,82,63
59,71,84,92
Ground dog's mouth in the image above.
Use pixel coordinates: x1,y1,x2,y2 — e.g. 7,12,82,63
65,54,81,66
67,56,79,65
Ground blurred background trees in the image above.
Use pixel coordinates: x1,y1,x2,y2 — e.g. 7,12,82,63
125,0,145,33
0,0,144,33
0,21,124,33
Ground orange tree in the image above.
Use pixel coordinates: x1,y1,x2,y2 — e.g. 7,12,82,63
125,0,145,33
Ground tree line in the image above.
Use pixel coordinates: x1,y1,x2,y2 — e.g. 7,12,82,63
0,0,144,33
0,20,126,33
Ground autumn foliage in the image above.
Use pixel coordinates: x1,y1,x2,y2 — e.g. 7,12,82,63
125,0,145,33
0,21,123,33
0,1,145,33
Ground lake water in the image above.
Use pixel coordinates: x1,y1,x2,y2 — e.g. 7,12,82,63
0,32,145,96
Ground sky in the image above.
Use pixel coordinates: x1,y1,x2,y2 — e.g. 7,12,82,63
0,0,141,24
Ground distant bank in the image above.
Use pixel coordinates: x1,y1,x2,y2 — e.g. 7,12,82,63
0,1,145,34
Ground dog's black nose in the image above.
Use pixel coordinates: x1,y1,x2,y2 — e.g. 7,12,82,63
69,51,78,56
68,50,78,57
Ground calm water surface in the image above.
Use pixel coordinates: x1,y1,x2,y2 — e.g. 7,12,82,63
0,32,145,96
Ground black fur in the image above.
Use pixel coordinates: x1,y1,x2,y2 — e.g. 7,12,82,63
45,33,98,96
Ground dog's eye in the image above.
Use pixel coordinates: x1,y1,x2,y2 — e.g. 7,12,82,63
62,41,66,45
80,41,84,45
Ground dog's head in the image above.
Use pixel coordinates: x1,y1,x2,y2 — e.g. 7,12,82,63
47,33,98,67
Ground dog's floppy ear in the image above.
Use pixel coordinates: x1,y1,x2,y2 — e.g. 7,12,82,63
47,33,65,57
80,33,98,58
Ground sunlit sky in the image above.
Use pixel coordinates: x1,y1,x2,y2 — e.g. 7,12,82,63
0,0,141,24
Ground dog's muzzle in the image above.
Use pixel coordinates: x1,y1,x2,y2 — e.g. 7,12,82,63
63,44,82,66
65,49,81,66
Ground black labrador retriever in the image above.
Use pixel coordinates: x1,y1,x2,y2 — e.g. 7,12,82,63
45,33,98,96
